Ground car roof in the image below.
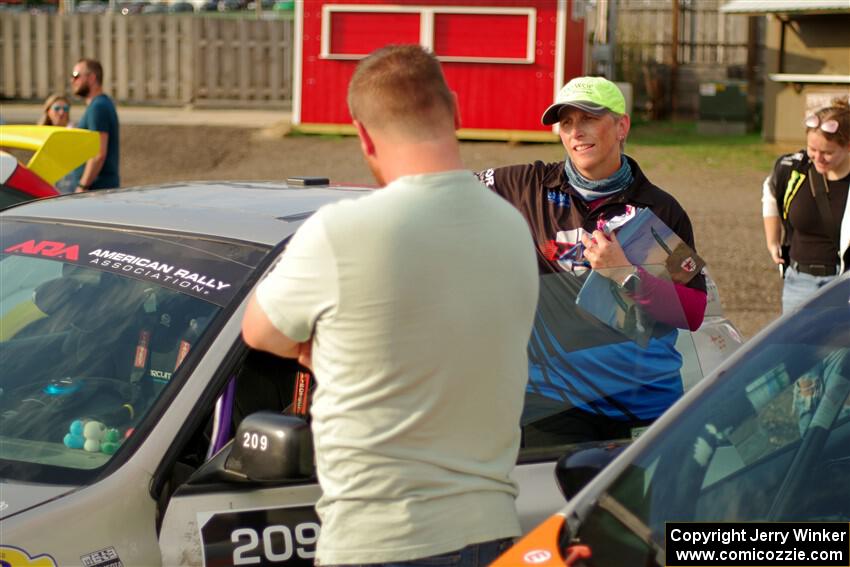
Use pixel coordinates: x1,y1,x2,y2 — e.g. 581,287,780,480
1,181,373,246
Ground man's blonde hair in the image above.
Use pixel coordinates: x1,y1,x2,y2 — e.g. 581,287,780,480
347,45,455,138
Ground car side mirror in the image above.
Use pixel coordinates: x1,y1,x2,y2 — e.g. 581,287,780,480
555,440,628,500
225,411,314,481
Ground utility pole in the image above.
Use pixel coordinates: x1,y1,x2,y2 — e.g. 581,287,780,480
670,0,679,119
745,15,760,132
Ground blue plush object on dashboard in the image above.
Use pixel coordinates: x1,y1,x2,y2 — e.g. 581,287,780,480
44,377,82,396
64,419,86,449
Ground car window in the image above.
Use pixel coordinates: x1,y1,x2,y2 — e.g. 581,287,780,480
519,262,706,454
568,278,850,560
0,219,267,483
220,260,713,462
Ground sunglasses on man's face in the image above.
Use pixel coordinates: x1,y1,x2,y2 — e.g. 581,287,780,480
51,104,70,112
804,114,840,134
71,70,85,80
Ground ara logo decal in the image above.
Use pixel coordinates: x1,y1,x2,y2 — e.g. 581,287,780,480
4,239,80,261
0,545,58,567
522,549,553,564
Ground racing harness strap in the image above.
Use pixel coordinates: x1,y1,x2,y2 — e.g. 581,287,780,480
131,330,192,381
291,370,313,417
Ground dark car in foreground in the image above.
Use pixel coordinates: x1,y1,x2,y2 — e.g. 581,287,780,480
0,181,741,566
495,272,850,566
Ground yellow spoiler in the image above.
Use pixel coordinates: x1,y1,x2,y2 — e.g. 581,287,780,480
0,125,100,185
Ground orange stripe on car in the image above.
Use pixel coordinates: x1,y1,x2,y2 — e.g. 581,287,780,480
490,514,567,566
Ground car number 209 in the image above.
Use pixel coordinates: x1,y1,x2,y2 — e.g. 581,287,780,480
232,523,319,564
200,505,320,566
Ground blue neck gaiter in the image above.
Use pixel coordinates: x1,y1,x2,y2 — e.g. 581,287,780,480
564,155,633,201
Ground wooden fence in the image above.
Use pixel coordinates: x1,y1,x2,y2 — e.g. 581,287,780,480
607,0,763,117
615,0,756,68
0,13,295,106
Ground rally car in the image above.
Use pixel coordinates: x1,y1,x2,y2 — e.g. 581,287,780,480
0,181,742,566
494,272,850,567
0,125,100,207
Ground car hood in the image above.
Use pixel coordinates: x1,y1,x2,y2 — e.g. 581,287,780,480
0,480,77,520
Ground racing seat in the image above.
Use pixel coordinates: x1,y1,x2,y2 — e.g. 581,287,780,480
26,273,207,421
2,272,150,383
111,291,217,425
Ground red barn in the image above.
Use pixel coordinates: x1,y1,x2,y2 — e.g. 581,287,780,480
293,0,587,141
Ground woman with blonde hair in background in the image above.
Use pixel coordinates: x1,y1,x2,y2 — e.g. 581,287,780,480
37,93,73,127
763,96,850,313
37,93,78,192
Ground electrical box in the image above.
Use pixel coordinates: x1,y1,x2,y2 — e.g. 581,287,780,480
698,80,748,134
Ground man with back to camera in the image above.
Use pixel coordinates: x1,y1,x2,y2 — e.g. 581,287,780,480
71,58,120,192
241,45,539,566
477,76,707,446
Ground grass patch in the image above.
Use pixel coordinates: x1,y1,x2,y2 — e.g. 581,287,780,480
628,119,778,170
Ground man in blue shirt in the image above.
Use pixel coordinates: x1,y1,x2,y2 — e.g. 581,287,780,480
71,58,120,191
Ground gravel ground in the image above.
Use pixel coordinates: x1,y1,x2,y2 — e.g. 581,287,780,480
121,124,797,340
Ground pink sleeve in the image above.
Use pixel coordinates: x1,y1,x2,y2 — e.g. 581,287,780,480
629,267,707,331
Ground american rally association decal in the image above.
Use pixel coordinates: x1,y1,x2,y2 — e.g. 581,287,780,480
0,545,58,567
79,547,123,567
87,249,231,297
2,221,253,307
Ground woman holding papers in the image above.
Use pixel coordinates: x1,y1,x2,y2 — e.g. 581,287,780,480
477,76,707,445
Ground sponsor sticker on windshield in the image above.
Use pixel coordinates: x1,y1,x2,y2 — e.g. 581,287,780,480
2,221,263,307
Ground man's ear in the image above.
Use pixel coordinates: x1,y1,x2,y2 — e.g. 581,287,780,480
451,91,462,130
354,120,376,157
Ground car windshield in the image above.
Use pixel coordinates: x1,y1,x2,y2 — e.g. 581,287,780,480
567,276,850,564
0,219,266,483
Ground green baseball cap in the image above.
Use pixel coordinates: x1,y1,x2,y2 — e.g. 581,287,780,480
541,76,627,125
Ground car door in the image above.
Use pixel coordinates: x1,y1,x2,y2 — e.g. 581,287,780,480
156,342,568,566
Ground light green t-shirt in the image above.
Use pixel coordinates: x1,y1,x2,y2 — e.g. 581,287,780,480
256,170,539,565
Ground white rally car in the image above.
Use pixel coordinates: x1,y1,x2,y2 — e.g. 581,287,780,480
0,180,742,567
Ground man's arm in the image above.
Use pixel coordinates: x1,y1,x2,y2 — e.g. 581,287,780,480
240,212,336,370
75,131,108,192
242,293,311,367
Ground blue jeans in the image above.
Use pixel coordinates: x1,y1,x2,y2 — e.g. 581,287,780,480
782,265,837,313
322,538,514,567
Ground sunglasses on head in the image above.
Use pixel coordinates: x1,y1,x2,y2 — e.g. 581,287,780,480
804,114,840,134
51,104,70,112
